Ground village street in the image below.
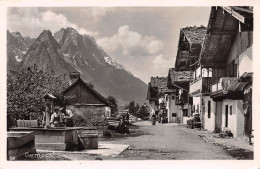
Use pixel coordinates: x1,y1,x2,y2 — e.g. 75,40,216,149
45,121,253,160
107,121,235,160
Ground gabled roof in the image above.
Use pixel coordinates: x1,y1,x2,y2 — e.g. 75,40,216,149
63,77,109,106
151,77,167,93
168,68,193,85
182,26,207,46
147,77,168,100
200,6,253,67
175,26,207,71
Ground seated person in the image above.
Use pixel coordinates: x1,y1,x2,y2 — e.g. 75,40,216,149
60,107,74,127
50,107,63,127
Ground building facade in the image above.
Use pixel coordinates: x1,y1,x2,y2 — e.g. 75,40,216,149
196,6,253,137
63,72,111,125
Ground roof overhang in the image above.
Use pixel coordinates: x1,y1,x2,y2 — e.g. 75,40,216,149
200,7,253,66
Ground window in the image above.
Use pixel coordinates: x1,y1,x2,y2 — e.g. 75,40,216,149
172,113,177,117
230,106,232,115
208,101,211,118
172,96,175,100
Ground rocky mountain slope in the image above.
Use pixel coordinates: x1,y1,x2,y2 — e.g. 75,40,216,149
7,30,34,70
8,28,147,104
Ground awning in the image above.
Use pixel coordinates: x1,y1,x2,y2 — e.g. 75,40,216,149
227,81,248,92
240,72,253,78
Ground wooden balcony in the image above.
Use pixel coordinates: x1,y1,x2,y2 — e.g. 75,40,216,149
159,102,166,109
175,95,183,105
211,77,238,96
189,77,211,96
175,91,193,105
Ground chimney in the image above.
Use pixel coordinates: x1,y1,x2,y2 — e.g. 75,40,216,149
69,72,80,85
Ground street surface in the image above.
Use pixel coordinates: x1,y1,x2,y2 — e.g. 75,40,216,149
106,121,234,160
36,121,250,160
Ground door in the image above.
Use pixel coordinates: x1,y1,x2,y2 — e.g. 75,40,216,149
244,87,252,137
225,105,229,127
215,101,222,132
201,98,205,129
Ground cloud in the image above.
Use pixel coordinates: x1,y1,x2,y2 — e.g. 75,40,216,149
7,9,98,38
89,8,115,22
97,25,164,56
152,54,175,70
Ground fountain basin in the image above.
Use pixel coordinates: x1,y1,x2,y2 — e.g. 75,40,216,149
10,127,83,151
7,131,36,160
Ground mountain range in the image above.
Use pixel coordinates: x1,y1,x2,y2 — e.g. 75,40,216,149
7,28,148,105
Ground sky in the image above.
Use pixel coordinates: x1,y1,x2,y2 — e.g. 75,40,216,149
7,7,211,83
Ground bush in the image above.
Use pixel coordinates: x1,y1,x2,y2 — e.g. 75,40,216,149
70,106,108,126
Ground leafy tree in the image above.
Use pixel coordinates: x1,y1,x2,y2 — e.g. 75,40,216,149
135,103,140,114
128,101,135,115
7,65,69,130
137,104,150,119
106,95,118,116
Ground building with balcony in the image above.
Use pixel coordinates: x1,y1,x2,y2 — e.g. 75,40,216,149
171,26,207,124
199,6,253,138
167,68,193,123
146,77,167,119
189,66,213,130
162,88,178,123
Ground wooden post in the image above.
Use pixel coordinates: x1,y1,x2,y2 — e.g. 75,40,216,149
43,94,56,128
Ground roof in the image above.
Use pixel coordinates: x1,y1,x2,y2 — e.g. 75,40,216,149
147,77,168,100
168,68,193,86
175,26,206,70
150,77,168,93
228,81,248,92
221,6,253,25
200,6,253,67
146,82,158,100
63,77,109,106
182,26,207,45
239,72,253,78
150,77,167,88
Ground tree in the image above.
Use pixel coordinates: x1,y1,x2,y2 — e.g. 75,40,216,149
7,65,69,129
137,104,150,119
128,101,135,115
106,96,118,116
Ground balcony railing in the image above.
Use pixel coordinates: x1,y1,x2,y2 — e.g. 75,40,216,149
211,77,238,94
189,77,211,96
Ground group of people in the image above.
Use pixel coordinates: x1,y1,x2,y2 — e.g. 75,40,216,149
42,107,74,127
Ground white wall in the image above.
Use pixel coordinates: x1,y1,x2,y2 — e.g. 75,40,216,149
166,93,180,123
203,96,215,131
222,99,244,137
236,100,245,137
238,46,252,76
193,97,200,114
149,101,158,118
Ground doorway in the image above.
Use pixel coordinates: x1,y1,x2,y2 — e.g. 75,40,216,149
225,105,228,127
